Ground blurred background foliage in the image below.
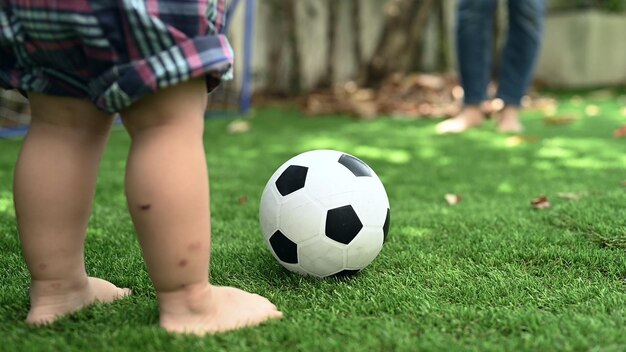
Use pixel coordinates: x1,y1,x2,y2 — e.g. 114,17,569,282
550,0,626,12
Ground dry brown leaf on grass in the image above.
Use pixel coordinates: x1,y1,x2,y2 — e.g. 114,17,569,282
613,125,626,138
556,192,582,200
543,115,578,126
531,195,550,209
444,193,462,205
238,196,249,205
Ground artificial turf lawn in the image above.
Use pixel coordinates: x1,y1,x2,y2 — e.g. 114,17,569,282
0,92,625,351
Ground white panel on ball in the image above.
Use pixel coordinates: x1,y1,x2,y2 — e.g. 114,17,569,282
313,190,357,211
301,152,357,201
299,239,345,277
346,226,384,269
346,190,389,228
259,186,281,240
279,194,325,244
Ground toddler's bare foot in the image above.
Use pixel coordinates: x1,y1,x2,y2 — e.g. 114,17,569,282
435,106,485,134
497,106,523,133
27,277,131,325
158,283,283,335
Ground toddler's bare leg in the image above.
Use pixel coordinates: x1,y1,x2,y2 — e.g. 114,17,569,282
120,78,281,335
14,94,130,325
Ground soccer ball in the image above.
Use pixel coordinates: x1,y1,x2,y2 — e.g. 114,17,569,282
259,150,390,278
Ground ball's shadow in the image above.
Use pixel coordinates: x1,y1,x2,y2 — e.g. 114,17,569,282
255,252,363,286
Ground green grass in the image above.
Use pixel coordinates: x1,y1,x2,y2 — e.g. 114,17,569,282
1,92,625,351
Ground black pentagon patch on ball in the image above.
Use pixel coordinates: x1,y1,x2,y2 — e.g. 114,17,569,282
275,165,308,196
325,205,363,245
269,230,298,264
338,154,373,177
383,208,390,242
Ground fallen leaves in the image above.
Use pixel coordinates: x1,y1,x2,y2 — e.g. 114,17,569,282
238,196,249,205
543,115,578,126
613,125,626,138
531,195,550,209
444,193,462,205
301,73,614,122
305,74,463,119
439,191,600,210
530,192,586,208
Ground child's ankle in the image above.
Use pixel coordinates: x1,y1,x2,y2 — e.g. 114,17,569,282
30,276,90,297
157,282,212,314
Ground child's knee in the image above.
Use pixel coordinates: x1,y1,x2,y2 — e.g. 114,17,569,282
120,79,208,136
28,93,114,134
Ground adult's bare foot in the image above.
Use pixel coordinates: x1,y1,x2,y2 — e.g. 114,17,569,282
435,106,485,134
497,106,523,133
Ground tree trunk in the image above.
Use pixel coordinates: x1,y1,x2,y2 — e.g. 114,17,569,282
436,0,451,72
351,0,363,70
285,0,302,94
358,0,434,87
407,0,434,72
318,0,339,88
265,0,284,95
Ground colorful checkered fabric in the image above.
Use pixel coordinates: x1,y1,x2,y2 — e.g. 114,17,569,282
0,0,233,113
